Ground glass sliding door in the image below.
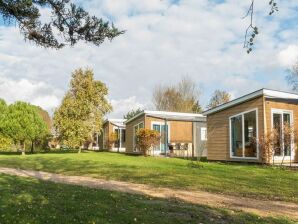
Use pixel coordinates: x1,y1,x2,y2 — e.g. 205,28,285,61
272,110,293,158
230,109,258,159
273,113,282,156
152,123,169,153
283,113,291,156
244,110,257,157
153,124,161,151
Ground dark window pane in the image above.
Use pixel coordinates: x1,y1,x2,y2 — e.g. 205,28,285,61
244,111,257,157
283,113,291,156
273,113,282,156
121,129,126,143
231,115,243,157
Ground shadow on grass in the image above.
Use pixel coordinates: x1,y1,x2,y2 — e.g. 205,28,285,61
0,149,82,156
0,173,294,224
0,151,297,203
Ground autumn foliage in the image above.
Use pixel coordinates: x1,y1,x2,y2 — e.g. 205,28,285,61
136,129,160,156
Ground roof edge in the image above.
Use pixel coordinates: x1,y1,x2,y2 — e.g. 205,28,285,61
203,88,298,116
125,110,205,124
203,89,264,115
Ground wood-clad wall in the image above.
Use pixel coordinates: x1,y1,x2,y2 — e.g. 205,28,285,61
98,122,116,150
125,115,145,153
125,114,194,153
146,116,193,143
207,96,264,162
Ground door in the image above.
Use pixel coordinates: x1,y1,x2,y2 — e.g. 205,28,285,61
152,123,169,153
272,110,293,159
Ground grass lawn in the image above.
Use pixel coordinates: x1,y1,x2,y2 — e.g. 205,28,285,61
0,173,295,224
0,151,297,203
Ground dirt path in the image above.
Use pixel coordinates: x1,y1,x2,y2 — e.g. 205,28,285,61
0,167,297,219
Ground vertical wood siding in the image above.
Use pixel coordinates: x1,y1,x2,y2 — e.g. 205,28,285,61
125,115,194,153
207,96,264,162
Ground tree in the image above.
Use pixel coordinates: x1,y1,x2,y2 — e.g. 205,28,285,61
286,61,298,91
207,90,231,109
0,101,48,155
135,128,160,156
0,99,13,151
0,98,7,122
32,106,52,151
152,77,202,113
53,68,112,152
124,108,143,120
35,106,52,131
0,0,123,49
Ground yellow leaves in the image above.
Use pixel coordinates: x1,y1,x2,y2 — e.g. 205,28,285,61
53,68,112,148
135,129,160,155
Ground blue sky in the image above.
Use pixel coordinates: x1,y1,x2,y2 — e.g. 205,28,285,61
0,0,298,117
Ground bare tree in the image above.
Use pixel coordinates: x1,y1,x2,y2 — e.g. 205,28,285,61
254,122,295,166
152,77,202,113
255,129,278,165
207,90,231,109
287,61,298,91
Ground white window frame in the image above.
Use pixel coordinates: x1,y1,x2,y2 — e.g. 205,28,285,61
151,121,171,153
201,127,207,141
112,126,126,150
271,108,295,161
229,108,259,160
133,122,144,151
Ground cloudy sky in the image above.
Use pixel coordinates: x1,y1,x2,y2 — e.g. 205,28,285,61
1,0,298,118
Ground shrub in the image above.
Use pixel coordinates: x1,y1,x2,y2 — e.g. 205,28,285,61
0,134,13,151
253,122,296,165
136,128,160,156
107,132,118,149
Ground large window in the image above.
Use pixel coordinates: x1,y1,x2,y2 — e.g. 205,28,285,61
133,122,144,151
230,109,258,158
113,127,126,149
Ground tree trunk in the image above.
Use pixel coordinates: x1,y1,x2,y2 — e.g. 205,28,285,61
31,141,34,154
78,148,81,153
21,141,26,156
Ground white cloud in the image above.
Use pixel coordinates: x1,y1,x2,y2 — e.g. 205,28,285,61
278,45,298,68
109,96,145,118
0,0,298,115
0,77,62,112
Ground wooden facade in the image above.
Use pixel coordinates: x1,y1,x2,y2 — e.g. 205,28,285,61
98,121,126,151
206,94,298,163
125,114,203,156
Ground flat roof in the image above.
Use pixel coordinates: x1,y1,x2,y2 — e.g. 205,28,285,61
203,88,298,115
125,110,206,123
104,118,126,127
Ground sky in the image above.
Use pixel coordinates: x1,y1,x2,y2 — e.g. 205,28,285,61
1,0,298,118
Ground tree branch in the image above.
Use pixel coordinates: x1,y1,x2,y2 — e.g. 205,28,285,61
243,0,278,54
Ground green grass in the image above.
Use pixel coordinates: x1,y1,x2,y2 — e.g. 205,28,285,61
0,173,295,224
0,151,297,203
